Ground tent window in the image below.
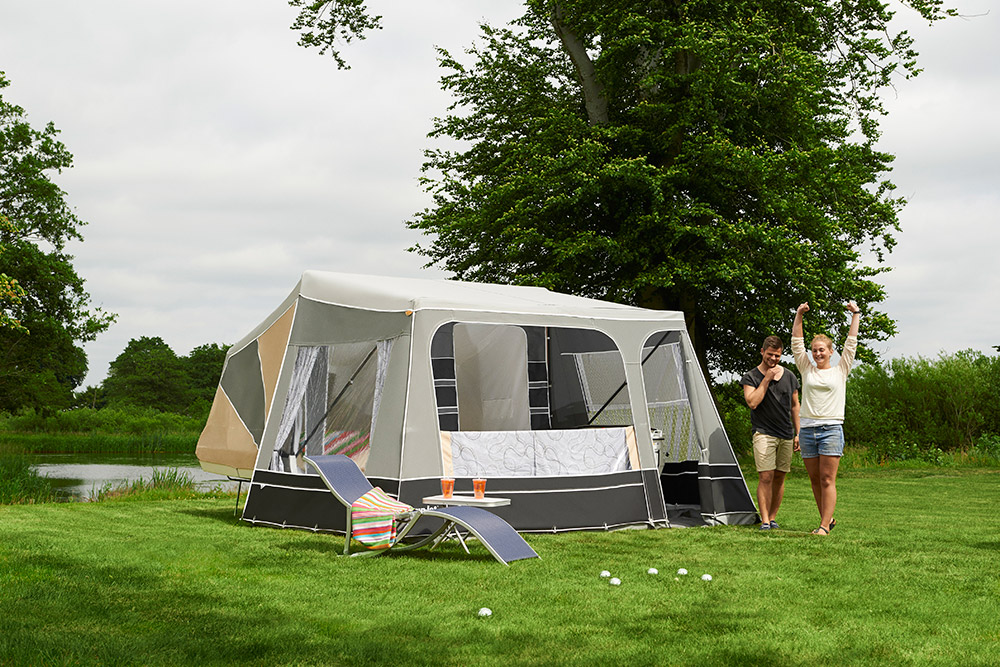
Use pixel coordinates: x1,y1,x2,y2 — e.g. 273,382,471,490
454,323,530,431
640,331,700,462
547,327,634,429
431,324,633,432
272,339,393,473
431,323,635,476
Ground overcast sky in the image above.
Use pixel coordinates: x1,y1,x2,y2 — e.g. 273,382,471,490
1,1,996,386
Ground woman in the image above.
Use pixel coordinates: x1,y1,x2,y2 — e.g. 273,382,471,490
791,301,861,535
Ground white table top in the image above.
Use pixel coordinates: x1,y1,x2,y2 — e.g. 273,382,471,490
422,494,511,508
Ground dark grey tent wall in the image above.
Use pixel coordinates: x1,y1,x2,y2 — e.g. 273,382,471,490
244,468,668,533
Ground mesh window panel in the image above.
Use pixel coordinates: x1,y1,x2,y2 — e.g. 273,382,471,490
319,341,380,470
641,336,700,462
569,349,634,427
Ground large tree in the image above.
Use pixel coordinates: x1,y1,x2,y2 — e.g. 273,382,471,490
287,1,953,376
101,337,193,414
0,72,116,411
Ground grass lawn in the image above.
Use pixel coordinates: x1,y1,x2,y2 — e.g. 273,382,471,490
1,467,998,666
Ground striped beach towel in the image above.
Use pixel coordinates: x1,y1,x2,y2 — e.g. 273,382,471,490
350,487,413,549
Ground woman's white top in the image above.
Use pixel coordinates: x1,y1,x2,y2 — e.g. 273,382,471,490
791,335,857,424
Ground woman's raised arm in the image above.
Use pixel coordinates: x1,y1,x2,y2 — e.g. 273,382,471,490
792,302,809,338
847,301,861,338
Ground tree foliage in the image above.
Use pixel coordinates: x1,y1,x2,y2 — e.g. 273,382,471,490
102,337,192,414
0,72,116,411
0,215,26,333
287,1,954,377
287,0,382,70
183,342,230,413
96,337,229,418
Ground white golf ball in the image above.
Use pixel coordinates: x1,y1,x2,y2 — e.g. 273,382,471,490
477,607,492,617
609,577,621,586
599,570,611,578
647,568,658,575
701,574,712,581
677,568,688,575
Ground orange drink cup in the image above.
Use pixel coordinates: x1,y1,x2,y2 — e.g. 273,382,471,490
441,477,454,499
473,478,486,499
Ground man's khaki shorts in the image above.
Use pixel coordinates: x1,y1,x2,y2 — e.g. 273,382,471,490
752,432,793,473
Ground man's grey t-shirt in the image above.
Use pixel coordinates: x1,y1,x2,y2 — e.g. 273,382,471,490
739,367,798,440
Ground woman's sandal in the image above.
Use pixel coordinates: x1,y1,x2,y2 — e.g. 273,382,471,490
829,518,836,531
811,526,830,535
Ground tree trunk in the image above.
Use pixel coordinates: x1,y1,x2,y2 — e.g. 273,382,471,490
549,3,608,125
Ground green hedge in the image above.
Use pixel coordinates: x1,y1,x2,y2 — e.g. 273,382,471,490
0,406,202,454
845,350,1000,452
0,406,203,435
714,380,752,459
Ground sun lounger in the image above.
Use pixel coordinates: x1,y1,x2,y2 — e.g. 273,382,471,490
304,455,538,565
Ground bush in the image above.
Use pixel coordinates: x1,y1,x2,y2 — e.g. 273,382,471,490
972,433,1000,463
0,405,203,435
845,350,1000,455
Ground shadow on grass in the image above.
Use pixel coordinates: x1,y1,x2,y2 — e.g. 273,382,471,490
177,505,244,524
174,502,504,565
969,538,1000,550
272,533,503,565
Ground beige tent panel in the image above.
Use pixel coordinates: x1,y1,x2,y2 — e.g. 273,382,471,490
257,302,295,416
195,385,258,478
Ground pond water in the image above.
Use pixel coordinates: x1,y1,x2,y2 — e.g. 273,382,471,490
32,452,239,500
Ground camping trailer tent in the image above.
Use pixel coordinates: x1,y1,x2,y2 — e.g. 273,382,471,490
196,271,758,532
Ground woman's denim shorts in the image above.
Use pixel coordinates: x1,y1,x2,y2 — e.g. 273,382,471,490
799,424,845,458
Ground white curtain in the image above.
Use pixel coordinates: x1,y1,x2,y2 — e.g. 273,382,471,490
454,323,530,431
273,346,325,469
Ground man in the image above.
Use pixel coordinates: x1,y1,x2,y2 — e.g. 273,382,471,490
741,336,800,530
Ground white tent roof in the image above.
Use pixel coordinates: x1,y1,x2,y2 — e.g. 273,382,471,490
297,270,684,322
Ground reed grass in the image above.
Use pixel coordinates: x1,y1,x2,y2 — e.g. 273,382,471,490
0,453,60,504
0,406,202,455
86,467,235,502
